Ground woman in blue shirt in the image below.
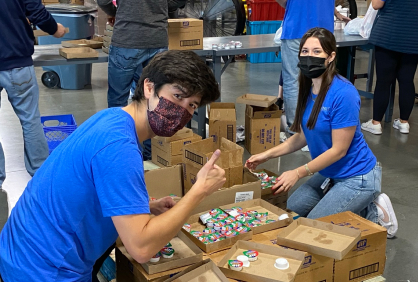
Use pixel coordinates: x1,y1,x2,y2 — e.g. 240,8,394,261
246,28,398,238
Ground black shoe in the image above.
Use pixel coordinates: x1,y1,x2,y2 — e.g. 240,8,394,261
275,98,284,110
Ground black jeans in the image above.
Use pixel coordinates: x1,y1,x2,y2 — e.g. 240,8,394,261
92,243,116,282
373,46,418,121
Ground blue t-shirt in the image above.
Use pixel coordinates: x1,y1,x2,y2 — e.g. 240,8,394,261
281,0,335,40
0,108,150,281
302,76,376,179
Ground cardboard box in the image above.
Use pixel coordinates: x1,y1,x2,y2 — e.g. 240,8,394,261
237,94,281,155
140,232,203,275
191,169,262,214
152,128,202,168
220,199,292,234
182,210,253,254
217,241,305,282
209,103,237,145
276,218,362,260
102,45,109,54
59,47,98,59
318,212,387,282
168,19,203,50
104,29,114,37
164,259,229,282
182,138,243,191
62,39,103,49
116,246,190,282
254,169,288,210
145,165,183,199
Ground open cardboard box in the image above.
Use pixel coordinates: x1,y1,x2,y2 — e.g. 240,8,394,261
209,102,237,145
164,259,229,282
236,94,278,108
276,218,361,260
218,241,305,282
59,47,98,59
220,199,292,234
140,231,203,275
61,39,103,49
182,209,253,254
252,169,288,209
145,165,183,199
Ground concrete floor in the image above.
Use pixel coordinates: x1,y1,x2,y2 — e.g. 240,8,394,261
1,2,417,281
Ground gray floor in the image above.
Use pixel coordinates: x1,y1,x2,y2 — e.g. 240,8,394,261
1,3,417,281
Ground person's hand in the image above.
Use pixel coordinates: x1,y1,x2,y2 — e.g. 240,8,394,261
245,152,270,171
149,196,176,215
272,169,299,194
107,16,116,27
53,23,66,38
337,13,351,23
195,149,226,196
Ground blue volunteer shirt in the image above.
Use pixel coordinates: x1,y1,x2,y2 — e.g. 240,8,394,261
302,75,376,179
281,0,335,40
0,108,150,281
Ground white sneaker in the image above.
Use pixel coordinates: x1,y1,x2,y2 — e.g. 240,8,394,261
301,145,309,152
361,119,382,135
374,193,398,238
280,132,287,143
393,118,409,134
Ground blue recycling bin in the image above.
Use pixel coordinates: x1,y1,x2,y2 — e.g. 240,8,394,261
37,4,97,90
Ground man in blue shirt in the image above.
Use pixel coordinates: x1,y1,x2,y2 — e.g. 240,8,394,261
0,0,66,195
0,50,224,281
276,0,349,137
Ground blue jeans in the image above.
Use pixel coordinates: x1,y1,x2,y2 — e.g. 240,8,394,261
0,66,49,187
281,39,301,134
107,46,167,160
287,163,382,223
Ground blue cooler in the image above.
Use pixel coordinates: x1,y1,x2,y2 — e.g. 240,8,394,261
37,4,97,89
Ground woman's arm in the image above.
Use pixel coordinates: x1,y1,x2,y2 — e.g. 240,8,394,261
273,126,356,193
372,0,385,10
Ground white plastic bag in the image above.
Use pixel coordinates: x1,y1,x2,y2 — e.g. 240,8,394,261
274,27,282,45
344,17,364,35
360,4,378,38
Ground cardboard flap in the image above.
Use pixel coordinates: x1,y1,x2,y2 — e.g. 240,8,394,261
246,104,281,119
164,259,229,282
276,218,362,260
145,165,183,198
168,18,203,28
209,102,236,121
237,94,278,108
155,127,194,143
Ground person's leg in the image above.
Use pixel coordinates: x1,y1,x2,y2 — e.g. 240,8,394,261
362,46,399,134
107,46,146,108
0,83,5,187
92,243,116,282
396,52,418,121
5,66,49,176
281,39,301,135
307,165,381,222
287,173,327,217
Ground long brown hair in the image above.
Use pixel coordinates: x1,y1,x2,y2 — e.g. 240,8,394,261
290,28,338,133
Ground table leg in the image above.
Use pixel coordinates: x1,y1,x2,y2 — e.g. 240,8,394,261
346,46,356,84
366,47,375,93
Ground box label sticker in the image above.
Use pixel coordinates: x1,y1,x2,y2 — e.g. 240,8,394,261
235,191,254,203
349,262,379,280
185,150,203,165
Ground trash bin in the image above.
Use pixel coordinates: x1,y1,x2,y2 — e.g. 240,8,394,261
37,4,97,90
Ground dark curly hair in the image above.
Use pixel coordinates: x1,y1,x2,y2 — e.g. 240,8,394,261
132,50,220,107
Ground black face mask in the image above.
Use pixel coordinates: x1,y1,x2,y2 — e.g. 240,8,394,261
297,56,327,79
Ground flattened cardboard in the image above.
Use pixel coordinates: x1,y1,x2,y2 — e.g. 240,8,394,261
253,169,288,210
191,169,262,214
244,104,281,155
168,18,203,50
164,259,229,282
276,218,361,260
209,102,237,145
145,165,183,198
141,231,203,275
218,241,305,282
61,39,103,49
236,94,278,108
182,210,253,253
220,199,292,234
318,211,387,282
104,29,114,37
103,35,112,43
59,47,98,59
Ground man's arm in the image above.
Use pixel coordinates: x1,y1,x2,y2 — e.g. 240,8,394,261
371,0,385,10
97,0,117,17
275,0,286,8
112,150,226,263
24,0,63,36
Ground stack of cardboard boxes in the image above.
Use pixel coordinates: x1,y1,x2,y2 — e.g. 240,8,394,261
102,23,113,54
